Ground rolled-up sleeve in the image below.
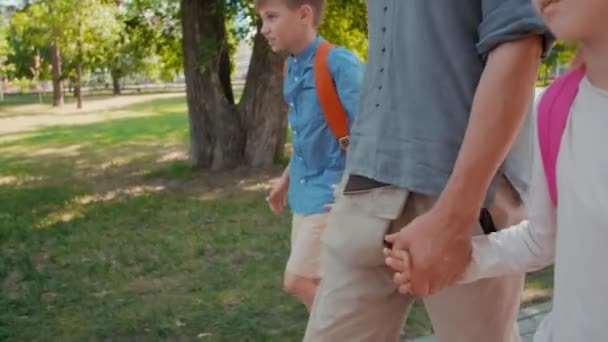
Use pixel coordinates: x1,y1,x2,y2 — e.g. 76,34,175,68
477,0,554,59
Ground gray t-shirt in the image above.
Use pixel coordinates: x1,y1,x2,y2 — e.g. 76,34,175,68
346,1,553,198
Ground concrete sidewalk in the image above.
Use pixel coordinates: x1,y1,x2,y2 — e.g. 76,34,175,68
411,301,552,342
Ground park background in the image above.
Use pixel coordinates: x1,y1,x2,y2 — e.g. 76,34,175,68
0,1,575,340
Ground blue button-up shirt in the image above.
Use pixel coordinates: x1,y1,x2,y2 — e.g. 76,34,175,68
284,36,363,215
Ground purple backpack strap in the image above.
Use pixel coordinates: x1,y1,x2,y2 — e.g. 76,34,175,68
537,68,585,207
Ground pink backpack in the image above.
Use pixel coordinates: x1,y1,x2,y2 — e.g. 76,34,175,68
537,68,586,207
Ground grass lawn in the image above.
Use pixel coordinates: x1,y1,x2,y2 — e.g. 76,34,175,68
0,96,553,341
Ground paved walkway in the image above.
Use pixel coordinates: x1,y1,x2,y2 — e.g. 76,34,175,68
411,301,552,342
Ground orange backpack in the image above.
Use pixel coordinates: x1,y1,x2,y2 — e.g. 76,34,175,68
283,41,351,150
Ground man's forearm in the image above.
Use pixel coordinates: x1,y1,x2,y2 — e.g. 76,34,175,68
438,35,543,224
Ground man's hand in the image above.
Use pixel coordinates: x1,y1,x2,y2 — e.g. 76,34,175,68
267,176,289,215
384,206,473,298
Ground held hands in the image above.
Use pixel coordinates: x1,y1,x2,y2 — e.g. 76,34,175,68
383,206,474,298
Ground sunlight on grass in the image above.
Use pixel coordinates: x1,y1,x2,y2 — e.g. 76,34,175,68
0,92,186,119
27,144,85,157
0,174,45,186
34,207,85,229
522,288,553,304
0,175,18,185
156,150,188,163
34,185,167,229
0,132,39,144
75,185,167,205
98,158,138,171
240,180,272,192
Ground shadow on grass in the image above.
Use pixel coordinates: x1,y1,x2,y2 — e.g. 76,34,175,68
1,180,304,341
0,94,306,341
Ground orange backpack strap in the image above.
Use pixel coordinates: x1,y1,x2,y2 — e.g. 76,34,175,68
314,41,350,150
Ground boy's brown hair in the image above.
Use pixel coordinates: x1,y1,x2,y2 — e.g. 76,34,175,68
255,0,326,27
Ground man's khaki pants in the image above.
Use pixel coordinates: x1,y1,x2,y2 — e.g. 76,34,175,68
303,176,526,342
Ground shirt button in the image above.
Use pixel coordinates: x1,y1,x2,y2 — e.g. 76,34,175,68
289,102,294,107
295,76,299,81
380,67,384,73
376,104,380,108
378,85,382,90
382,47,386,53
300,179,306,184
382,27,387,33
384,6,388,12
293,130,297,135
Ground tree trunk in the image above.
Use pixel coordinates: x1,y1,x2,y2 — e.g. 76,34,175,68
239,29,288,168
50,42,63,107
181,0,244,170
75,62,83,109
71,79,77,97
219,48,234,104
112,74,121,95
33,50,42,104
0,78,4,102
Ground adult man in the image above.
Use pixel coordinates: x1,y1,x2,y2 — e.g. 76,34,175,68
303,1,553,341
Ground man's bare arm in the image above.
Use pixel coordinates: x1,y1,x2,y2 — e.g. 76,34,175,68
385,35,545,297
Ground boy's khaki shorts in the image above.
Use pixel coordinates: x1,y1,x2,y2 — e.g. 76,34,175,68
285,213,329,279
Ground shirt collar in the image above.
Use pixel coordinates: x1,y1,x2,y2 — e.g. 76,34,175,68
293,35,324,63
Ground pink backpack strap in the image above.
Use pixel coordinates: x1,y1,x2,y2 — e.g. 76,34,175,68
537,68,585,207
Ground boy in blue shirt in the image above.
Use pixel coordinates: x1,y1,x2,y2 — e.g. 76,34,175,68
256,0,363,311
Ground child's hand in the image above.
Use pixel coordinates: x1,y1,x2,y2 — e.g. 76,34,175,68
267,177,289,215
384,247,413,295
